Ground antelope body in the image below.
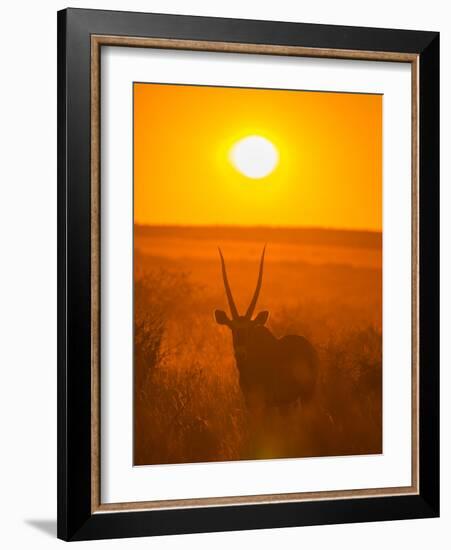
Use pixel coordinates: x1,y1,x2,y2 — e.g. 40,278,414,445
215,247,318,409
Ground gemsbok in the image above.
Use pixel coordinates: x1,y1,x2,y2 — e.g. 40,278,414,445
215,246,318,409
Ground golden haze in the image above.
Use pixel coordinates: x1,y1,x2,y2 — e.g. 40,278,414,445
134,83,382,231
133,83,382,465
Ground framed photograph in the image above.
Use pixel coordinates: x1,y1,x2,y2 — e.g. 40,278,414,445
57,8,439,541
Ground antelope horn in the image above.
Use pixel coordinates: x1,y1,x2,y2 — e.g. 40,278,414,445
245,245,266,319
218,248,239,319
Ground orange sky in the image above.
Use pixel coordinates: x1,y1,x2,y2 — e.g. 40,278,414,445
134,83,382,231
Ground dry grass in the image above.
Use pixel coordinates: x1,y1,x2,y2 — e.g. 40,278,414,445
134,226,382,465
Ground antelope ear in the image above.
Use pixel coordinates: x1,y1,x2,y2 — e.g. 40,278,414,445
254,311,269,325
214,309,231,326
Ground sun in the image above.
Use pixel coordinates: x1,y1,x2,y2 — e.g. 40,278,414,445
229,135,279,179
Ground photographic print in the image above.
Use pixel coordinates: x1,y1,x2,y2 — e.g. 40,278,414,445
133,82,383,466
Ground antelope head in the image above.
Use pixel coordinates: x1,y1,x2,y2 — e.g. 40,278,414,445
215,246,269,362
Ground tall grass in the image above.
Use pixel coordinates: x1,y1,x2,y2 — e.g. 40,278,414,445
134,261,382,465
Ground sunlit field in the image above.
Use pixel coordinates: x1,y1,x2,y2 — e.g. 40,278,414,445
134,224,382,466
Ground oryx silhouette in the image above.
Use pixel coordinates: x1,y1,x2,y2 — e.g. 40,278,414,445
215,246,318,409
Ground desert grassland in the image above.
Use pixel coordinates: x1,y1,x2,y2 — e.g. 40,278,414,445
134,225,382,466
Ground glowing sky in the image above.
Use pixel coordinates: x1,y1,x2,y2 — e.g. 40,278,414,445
134,83,382,231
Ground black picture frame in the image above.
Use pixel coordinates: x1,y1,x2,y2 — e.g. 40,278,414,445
57,7,439,541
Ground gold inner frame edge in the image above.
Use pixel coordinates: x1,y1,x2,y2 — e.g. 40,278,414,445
90,35,420,514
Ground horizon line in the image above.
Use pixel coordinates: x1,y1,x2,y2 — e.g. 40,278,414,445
134,222,382,235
